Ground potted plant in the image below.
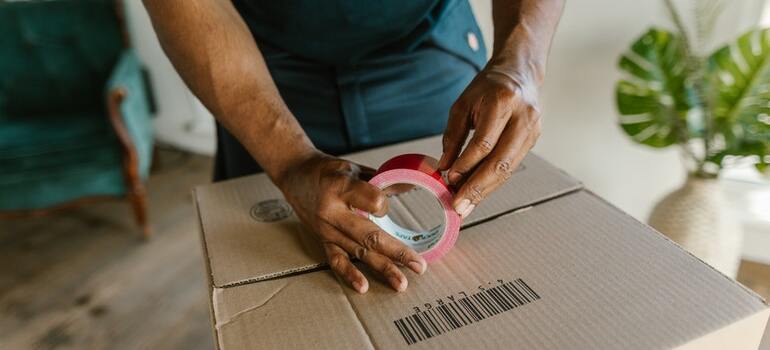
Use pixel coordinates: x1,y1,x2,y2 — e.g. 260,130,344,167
615,0,770,277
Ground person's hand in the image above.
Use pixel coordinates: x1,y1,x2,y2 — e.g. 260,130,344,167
438,67,542,218
277,152,427,294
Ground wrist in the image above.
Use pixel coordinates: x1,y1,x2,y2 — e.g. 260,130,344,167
269,146,323,191
481,61,542,108
485,54,545,88
489,20,548,87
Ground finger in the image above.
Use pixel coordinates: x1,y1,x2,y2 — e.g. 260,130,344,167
447,92,515,186
323,241,369,294
453,115,540,219
353,163,414,194
340,180,388,217
382,183,415,196
333,234,409,292
450,161,480,191
438,101,471,170
345,162,376,180
356,164,378,181
337,211,427,275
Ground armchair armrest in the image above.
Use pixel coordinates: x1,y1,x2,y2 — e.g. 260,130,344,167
105,49,154,179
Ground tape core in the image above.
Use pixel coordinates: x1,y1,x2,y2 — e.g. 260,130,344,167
365,154,461,262
368,182,446,253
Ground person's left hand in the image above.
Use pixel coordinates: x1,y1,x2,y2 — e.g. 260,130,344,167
438,67,542,219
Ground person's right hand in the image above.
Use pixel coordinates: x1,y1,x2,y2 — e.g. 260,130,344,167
276,152,427,294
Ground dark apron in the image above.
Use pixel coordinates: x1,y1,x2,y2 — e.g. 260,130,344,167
214,0,486,180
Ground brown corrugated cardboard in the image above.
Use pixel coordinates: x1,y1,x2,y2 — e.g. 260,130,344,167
195,136,581,288
211,272,374,349
194,136,769,349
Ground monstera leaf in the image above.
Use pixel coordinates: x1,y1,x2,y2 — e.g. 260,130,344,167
616,28,695,148
708,28,770,169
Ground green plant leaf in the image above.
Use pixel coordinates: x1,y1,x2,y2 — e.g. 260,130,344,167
616,28,692,148
756,155,768,172
708,28,770,157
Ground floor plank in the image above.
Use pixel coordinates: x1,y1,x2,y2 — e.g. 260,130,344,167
738,260,770,300
1,149,215,350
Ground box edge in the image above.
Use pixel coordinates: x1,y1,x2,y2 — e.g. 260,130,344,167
193,187,222,350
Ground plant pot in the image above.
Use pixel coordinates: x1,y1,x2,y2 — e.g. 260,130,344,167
648,176,743,278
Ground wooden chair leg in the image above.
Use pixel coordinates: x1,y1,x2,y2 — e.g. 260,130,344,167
107,87,152,240
127,182,151,239
150,145,161,173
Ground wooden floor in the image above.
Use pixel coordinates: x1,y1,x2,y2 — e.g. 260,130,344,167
1,149,215,349
1,148,769,350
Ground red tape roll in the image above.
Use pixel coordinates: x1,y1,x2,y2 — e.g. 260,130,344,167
365,154,461,262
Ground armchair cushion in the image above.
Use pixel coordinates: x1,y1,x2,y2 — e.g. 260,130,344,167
0,48,155,211
0,113,124,210
0,0,154,226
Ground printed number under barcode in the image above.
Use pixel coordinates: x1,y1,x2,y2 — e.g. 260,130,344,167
393,278,540,345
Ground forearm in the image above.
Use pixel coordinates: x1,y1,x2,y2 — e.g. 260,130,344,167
489,0,564,86
143,0,316,183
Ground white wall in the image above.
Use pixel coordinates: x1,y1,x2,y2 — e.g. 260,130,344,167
528,1,682,221
470,0,764,220
124,0,216,155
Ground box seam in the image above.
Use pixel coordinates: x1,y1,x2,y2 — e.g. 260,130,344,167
218,264,325,288
213,183,585,289
461,184,583,231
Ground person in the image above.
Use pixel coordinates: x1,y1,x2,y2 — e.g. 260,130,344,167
144,0,564,294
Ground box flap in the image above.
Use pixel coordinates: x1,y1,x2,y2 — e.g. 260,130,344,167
212,271,375,350
342,136,582,226
340,190,768,349
195,136,581,287
212,190,768,349
194,177,326,288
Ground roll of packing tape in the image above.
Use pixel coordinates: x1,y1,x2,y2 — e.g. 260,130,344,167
365,154,461,262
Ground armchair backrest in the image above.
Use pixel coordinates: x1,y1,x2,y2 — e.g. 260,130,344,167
0,0,123,117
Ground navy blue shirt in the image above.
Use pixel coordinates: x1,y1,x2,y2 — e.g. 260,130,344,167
214,0,487,180
232,0,485,68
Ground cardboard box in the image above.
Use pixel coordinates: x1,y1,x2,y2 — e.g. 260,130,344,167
194,136,769,349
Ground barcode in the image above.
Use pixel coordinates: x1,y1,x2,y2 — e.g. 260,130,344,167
393,278,540,345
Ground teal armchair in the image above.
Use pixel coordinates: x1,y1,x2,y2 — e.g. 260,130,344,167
0,0,155,237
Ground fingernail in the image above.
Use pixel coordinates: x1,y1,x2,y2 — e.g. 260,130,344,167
448,171,462,185
389,276,407,292
353,280,368,294
438,154,447,169
408,260,427,275
461,203,475,219
455,198,470,216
